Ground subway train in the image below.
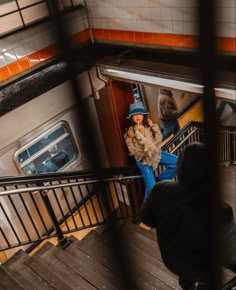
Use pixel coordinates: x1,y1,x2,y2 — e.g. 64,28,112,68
0,66,200,177
0,62,234,178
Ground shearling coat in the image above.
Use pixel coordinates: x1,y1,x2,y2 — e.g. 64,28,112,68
124,124,162,169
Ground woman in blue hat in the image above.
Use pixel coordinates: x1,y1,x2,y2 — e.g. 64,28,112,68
124,101,177,200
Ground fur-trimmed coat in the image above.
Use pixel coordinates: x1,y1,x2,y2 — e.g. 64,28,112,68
124,124,162,169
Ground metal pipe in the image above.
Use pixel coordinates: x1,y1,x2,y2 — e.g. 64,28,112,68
40,189,68,248
198,0,222,288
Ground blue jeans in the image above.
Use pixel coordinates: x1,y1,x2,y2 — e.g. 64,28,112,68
161,119,180,140
136,151,177,200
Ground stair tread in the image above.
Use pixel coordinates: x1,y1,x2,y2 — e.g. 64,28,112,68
222,267,236,285
90,231,179,288
222,275,236,290
91,222,236,287
2,250,54,290
0,267,24,290
69,229,180,290
35,241,122,290
26,255,73,290
90,221,163,261
34,242,96,290
3,220,234,290
125,228,162,260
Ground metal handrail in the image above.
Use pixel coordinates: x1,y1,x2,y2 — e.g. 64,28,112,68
0,175,142,196
0,121,235,252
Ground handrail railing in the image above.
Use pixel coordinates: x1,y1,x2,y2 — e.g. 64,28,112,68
162,121,235,163
0,167,139,185
0,174,142,252
0,121,235,254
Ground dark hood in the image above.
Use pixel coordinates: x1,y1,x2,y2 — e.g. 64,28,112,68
177,142,207,188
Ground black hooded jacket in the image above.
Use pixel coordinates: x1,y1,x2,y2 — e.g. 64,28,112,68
140,143,235,280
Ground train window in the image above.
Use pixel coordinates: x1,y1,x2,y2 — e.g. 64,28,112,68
15,122,77,174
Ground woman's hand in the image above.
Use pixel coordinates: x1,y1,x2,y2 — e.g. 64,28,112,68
147,118,153,127
127,126,135,138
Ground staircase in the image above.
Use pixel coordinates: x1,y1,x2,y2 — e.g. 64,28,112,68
0,221,181,290
1,221,236,290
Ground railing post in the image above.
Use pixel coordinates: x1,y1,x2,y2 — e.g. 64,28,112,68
230,130,235,165
40,189,68,248
126,180,140,224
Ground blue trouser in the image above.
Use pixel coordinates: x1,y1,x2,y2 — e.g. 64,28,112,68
136,151,177,200
161,119,180,140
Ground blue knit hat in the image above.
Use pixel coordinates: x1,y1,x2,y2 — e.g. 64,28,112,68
127,101,149,119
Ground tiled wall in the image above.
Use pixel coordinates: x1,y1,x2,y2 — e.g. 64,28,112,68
0,9,89,82
0,0,235,83
87,0,235,51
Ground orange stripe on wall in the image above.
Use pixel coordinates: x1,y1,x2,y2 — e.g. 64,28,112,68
93,29,200,48
0,28,235,83
92,28,235,52
0,66,11,82
217,37,236,53
0,30,90,83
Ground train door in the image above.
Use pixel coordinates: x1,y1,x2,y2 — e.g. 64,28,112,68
94,80,144,209
95,80,135,167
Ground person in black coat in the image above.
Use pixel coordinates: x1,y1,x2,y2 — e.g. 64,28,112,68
140,142,236,290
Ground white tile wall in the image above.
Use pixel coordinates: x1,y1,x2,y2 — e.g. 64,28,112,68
3,49,17,64
217,22,236,37
171,8,184,21
0,7,88,69
183,21,198,35
115,8,126,19
216,0,236,7
123,19,143,31
0,0,235,71
86,0,235,39
21,3,49,25
160,8,172,21
172,21,184,34
119,0,137,7
150,8,161,20
0,13,23,35
159,0,174,8
139,0,160,8
0,55,7,67
140,8,151,20
216,7,235,23
86,0,191,35
15,46,27,59
162,20,173,33
183,8,198,22
182,0,198,8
